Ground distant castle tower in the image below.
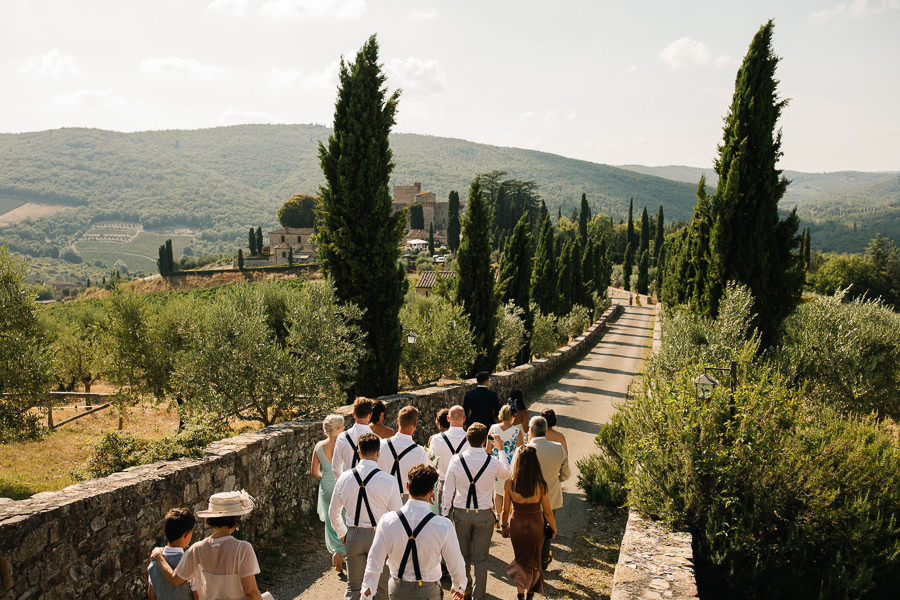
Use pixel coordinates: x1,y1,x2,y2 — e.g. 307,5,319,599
392,182,449,230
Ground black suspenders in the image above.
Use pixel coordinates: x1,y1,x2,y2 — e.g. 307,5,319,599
440,432,467,455
344,431,360,468
396,511,438,584
387,440,418,494
351,467,380,527
458,454,492,509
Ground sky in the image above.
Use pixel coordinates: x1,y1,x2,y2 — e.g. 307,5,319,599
1,0,898,173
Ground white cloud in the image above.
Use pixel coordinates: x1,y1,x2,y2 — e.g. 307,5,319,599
141,57,226,78
52,89,128,108
12,49,83,78
715,54,740,69
625,65,638,74
386,57,447,96
206,0,250,17
811,0,899,20
518,110,578,123
659,37,711,68
218,108,278,125
409,8,440,20
270,67,305,88
261,0,366,19
301,60,341,89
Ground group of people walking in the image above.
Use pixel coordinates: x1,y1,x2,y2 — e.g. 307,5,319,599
315,373,571,600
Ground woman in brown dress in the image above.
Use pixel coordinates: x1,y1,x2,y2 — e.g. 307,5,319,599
500,445,557,600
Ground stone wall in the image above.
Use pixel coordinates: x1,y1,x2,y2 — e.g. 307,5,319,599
610,304,700,600
0,305,622,600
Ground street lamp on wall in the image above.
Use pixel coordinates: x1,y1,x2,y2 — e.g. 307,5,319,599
692,360,737,399
403,329,419,345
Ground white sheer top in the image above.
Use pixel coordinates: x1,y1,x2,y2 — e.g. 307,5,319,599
175,535,260,600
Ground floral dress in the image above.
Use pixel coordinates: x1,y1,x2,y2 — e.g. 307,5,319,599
489,424,520,495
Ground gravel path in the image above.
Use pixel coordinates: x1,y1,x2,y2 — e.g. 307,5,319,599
263,301,655,600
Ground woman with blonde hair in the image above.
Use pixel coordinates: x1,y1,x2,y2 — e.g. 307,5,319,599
500,446,556,600
489,404,523,524
311,413,347,574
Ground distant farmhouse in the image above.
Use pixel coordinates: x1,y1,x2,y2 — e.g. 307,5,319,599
392,182,457,231
267,228,317,265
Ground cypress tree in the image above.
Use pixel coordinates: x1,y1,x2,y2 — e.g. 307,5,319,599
626,198,635,249
496,214,534,365
557,240,575,315
803,227,811,270
637,250,650,295
316,34,406,397
237,248,244,270
165,239,174,274
596,234,612,295
531,213,558,316
157,244,168,276
255,227,263,255
428,222,435,255
287,245,293,267
579,193,591,244
655,240,666,296
687,177,713,315
654,205,665,265
708,20,802,344
249,227,257,255
623,242,633,291
639,206,650,257
447,190,461,254
456,176,497,374
409,204,425,230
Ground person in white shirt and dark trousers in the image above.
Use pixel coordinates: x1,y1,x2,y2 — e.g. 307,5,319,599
441,423,510,600
333,397,376,477
329,432,403,600
363,464,467,600
378,406,429,502
428,405,469,507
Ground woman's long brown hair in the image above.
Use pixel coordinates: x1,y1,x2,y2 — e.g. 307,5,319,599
511,446,548,498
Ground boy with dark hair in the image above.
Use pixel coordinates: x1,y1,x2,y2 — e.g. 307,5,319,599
148,508,198,600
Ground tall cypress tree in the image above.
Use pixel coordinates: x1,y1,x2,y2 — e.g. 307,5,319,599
530,213,557,315
409,204,425,230
654,205,665,265
157,243,168,276
637,250,650,295
316,34,405,397
803,227,811,270
249,227,257,255
255,227,263,255
428,222,435,255
237,248,244,270
447,190,461,254
655,240,666,296
626,198,635,250
623,242,633,291
639,206,650,258
496,214,534,365
456,176,497,374
165,239,174,274
687,176,714,315
557,240,575,315
708,20,802,344
578,192,591,244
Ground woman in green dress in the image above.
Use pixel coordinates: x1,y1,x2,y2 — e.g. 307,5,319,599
311,413,347,574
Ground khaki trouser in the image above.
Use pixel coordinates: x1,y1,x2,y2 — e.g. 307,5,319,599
451,508,494,600
344,527,389,600
388,578,442,600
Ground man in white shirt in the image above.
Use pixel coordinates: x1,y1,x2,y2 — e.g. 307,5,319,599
441,423,510,600
329,432,403,600
333,397,375,477
428,404,469,506
363,465,467,600
378,405,429,501
523,415,570,570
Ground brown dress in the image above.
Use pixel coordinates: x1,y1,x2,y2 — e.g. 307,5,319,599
506,500,544,594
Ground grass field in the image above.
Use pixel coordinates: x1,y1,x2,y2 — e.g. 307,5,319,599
75,232,192,274
0,196,26,215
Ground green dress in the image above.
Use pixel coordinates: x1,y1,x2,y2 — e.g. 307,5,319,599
316,441,346,557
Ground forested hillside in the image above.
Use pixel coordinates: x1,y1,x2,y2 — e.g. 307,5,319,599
619,164,900,253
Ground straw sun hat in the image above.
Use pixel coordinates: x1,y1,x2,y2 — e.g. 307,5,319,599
196,490,255,517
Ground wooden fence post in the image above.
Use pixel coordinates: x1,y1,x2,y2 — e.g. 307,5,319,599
47,396,54,429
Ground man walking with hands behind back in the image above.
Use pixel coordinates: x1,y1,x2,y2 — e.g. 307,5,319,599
462,372,500,429
523,415,570,570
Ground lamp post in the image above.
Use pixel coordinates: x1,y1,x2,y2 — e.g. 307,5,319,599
403,329,419,345
692,360,737,399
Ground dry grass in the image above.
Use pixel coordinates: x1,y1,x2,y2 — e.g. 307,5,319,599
552,505,629,600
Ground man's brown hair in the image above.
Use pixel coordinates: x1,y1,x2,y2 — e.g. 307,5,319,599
398,405,418,428
357,432,381,456
353,397,373,419
466,422,488,448
407,464,439,497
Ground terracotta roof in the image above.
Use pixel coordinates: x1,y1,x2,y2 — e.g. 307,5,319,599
269,227,314,235
416,270,455,289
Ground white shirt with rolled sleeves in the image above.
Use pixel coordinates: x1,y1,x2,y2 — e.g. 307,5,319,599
441,446,510,516
377,432,429,496
332,422,373,477
328,459,402,540
362,499,467,596
428,426,469,481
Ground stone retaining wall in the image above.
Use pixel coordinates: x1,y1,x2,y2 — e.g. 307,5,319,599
610,304,700,600
0,305,622,600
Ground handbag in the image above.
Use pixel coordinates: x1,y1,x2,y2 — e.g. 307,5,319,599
544,521,553,539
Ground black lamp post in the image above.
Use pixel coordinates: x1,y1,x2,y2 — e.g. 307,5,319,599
692,360,737,399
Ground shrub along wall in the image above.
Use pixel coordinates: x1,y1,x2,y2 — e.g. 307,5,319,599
0,306,621,600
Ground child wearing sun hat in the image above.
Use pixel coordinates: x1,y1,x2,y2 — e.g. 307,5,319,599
151,490,270,600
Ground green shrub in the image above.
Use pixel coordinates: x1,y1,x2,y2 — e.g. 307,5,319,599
85,431,146,478
577,417,627,507
529,309,558,358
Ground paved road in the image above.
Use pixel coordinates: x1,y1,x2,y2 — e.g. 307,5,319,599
271,301,656,600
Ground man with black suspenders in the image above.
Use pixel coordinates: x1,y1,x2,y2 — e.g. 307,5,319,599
329,433,402,600
441,423,510,600
363,465,467,600
333,397,376,477
378,406,429,502
428,405,469,507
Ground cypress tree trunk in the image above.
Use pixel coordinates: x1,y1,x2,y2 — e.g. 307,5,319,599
316,35,405,398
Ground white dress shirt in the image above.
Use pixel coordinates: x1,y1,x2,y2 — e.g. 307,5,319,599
428,426,469,481
328,459,402,539
363,499,467,595
332,422,373,477
377,433,429,496
441,446,510,516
